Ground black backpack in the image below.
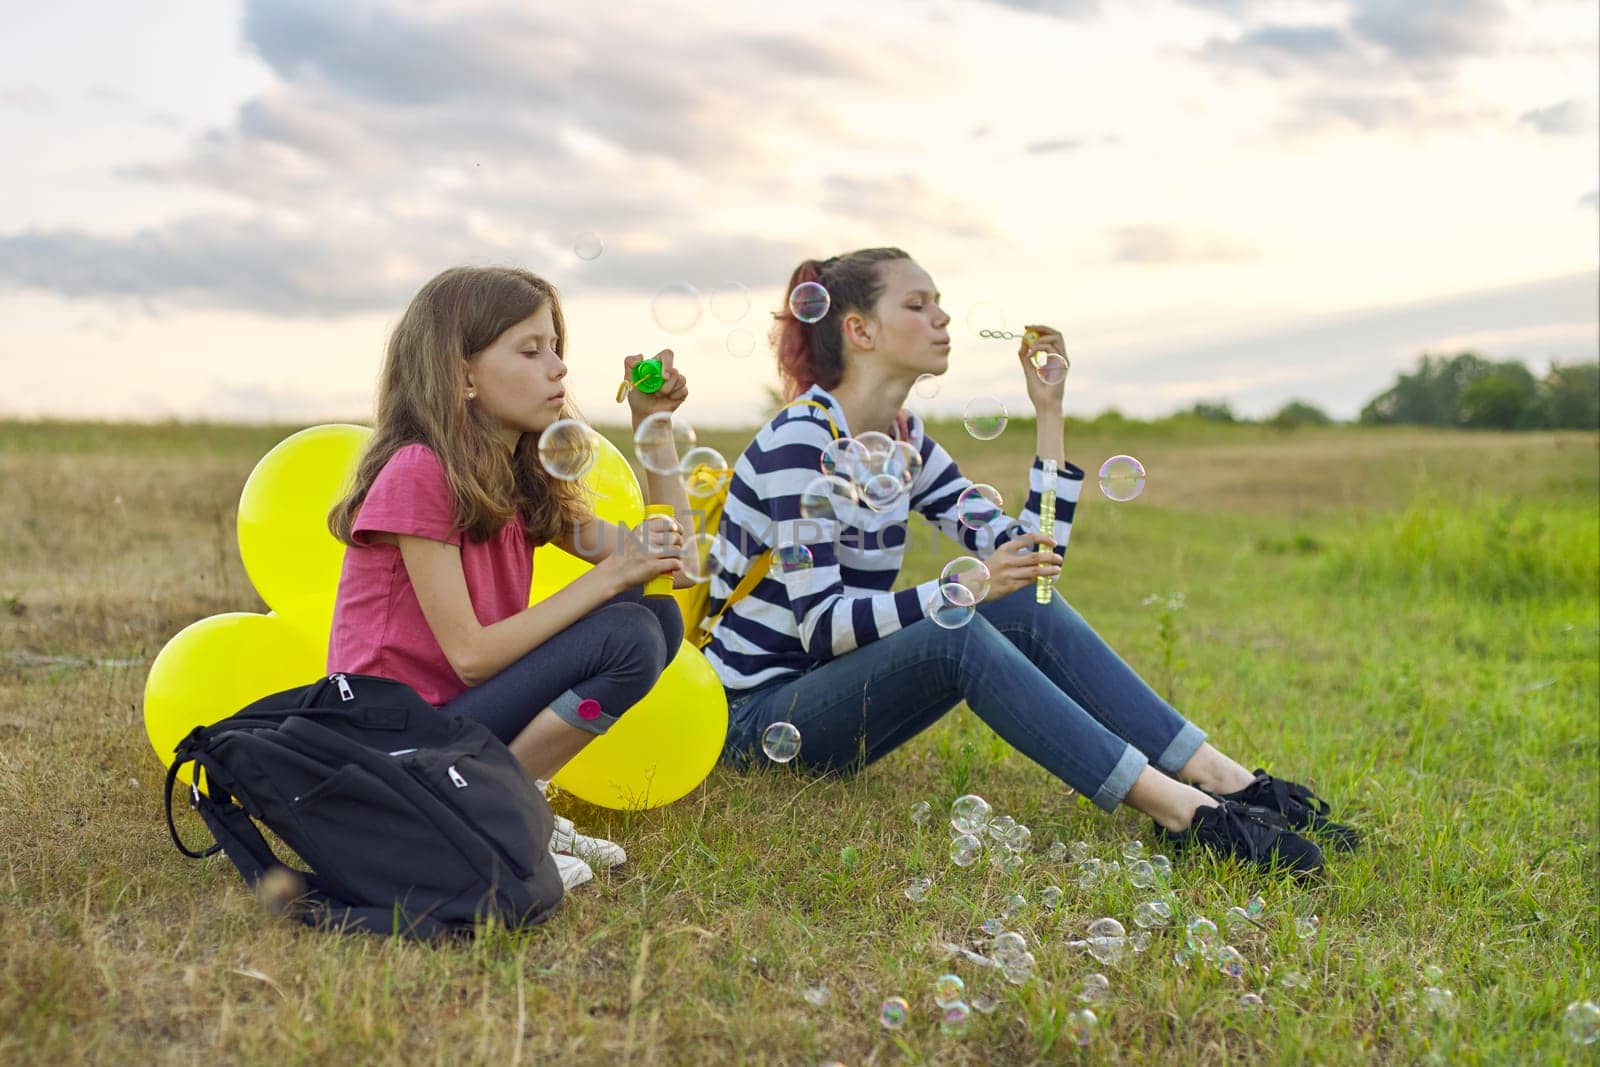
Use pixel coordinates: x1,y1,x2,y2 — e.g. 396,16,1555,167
163,672,565,939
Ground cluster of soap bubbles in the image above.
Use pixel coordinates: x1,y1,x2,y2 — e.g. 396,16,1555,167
535,411,728,584
635,278,759,358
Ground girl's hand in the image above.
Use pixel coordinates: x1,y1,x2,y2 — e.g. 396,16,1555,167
980,532,1061,600
593,522,684,594
1017,324,1067,415
625,349,690,425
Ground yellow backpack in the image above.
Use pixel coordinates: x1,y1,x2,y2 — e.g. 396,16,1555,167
674,399,839,649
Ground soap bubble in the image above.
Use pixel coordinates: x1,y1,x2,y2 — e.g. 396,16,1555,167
985,814,1015,841
679,445,730,494
789,281,831,323
1098,455,1146,502
710,281,750,323
950,833,983,867
991,851,1024,875
934,974,966,1007
980,918,1005,937
1225,906,1255,933
1032,350,1069,385
1070,841,1093,863
1076,859,1105,889
1186,916,1220,954
911,800,932,826
1078,973,1110,1004
633,412,697,475
1244,894,1266,919
1045,841,1069,863
991,930,1028,963
1086,918,1127,966
903,877,932,903
963,397,1008,441
887,440,924,490
573,231,604,261
1240,992,1266,1010
1130,930,1152,954
955,484,1004,530
1215,945,1246,980
1121,840,1146,862
1133,900,1172,929
775,543,814,573
966,300,1006,335
799,474,857,523
926,581,978,629
677,533,722,586
1563,1000,1600,1045
879,996,910,1030
941,556,992,602
1041,886,1063,909
760,722,801,763
651,282,702,333
1001,951,1037,986
1066,1008,1097,1047
1004,824,1033,854
951,794,992,834
819,437,869,483
725,328,756,359
1420,987,1457,1018
1001,892,1027,919
854,430,897,471
913,373,941,399
859,472,906,512
1125,859,1156,889
939,1000,972,1035
536,419,599,482
1294,915,1321,941
1150,854,1172,878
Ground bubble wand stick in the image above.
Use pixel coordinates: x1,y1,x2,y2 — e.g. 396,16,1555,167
1037,460,1056,605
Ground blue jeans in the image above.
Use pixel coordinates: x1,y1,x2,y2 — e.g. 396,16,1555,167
442,588,683,741
721,587,1206,811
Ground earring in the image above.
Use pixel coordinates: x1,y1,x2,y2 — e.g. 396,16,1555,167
467,389,477,400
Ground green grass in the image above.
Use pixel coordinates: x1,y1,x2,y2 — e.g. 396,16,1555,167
1,419,1596,1064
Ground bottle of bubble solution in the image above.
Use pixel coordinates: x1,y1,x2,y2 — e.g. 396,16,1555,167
1036,459,1056,604
644,503,676,597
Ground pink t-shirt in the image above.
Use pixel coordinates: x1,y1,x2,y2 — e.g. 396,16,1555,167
327,443,533,706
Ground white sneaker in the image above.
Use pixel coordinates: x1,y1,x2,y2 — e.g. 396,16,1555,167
552,850,594,891
549,814,628,870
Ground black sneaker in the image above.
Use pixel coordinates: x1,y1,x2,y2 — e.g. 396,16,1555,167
1155,799,1325,877
1216,770,1361,852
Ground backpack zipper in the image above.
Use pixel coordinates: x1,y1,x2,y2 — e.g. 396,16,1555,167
448,765,468,789
333,673,355,702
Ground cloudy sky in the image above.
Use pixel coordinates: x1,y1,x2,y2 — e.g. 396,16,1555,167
1,0,1595,426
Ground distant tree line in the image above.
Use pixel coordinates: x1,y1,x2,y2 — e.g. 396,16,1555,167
1173,352,1598,430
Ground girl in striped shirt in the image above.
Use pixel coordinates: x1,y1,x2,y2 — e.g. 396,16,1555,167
705,248,1357,875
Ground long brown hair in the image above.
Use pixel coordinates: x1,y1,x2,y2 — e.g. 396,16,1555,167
772,247,910,400
330,266,593,548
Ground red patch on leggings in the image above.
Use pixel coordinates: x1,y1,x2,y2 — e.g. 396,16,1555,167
577,699,602,721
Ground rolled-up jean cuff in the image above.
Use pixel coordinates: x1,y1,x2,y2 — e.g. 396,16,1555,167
1154,722,1207,774
550,688,617,735
1090,746,1149,812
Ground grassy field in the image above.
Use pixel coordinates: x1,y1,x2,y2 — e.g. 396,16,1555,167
1,417,1596,1064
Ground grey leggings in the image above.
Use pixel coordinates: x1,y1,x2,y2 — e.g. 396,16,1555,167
440,588,683,741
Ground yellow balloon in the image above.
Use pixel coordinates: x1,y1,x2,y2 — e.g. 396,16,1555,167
585,432,645,527
143,612,326,786
551,640,728,810
236,423,371,640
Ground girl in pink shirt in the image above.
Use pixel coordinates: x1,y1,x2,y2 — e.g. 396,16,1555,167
327,266,694,887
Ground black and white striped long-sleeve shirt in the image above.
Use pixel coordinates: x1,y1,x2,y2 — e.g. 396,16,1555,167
704,386,1086,691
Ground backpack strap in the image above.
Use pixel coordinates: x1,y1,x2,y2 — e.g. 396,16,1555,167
694,397,841,644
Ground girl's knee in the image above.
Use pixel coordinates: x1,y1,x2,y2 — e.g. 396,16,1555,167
598,603,670,675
